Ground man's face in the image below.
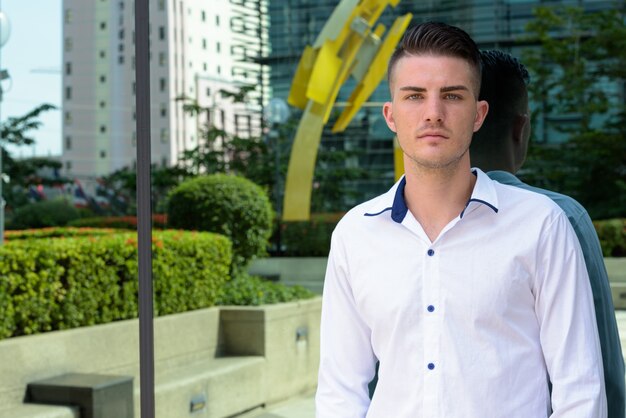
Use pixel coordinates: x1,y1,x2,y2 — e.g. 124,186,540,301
383,54,488,171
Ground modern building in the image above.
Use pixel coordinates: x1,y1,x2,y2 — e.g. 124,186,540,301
266,0,623,211
61,0,268,186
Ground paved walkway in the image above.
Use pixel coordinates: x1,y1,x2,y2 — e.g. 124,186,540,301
249,310,626,418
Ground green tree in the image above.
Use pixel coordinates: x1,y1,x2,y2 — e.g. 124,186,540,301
176,87,274,188
0,104,62,210
99,164,188,215
521,5,626,219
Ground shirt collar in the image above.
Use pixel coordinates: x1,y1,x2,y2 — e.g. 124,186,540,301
364,168,499,223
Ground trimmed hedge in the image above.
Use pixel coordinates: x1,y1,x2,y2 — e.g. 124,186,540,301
594,219,626,257
168,174,273,268
274,213,343,257
4,227,118,241
217,273,316,306
0,230,232,340
68,214,168,230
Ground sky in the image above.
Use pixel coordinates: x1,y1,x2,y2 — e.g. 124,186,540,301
1,0,61,158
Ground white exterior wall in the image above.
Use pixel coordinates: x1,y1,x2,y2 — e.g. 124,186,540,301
62,0,267,181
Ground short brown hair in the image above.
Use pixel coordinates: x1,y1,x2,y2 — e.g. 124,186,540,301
388,22,482,95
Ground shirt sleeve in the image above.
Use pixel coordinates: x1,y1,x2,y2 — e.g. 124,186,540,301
571,211,625,418
534,212,608,417
316,226,377,418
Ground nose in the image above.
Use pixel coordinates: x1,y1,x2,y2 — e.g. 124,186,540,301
424,97,444,123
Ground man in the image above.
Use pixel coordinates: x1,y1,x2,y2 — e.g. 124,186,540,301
316,22,606,417
471,49,624,417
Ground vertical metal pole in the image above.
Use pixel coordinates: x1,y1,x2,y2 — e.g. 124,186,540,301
134,0,154,417
0,0,4,246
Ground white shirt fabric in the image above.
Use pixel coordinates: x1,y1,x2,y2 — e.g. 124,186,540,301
316,168,606,418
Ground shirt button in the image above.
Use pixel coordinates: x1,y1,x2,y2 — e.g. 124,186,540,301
427,305,435,312
427,249,435,256
427,363,435,370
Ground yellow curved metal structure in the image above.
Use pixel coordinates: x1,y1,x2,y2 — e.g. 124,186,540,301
282,0,412,221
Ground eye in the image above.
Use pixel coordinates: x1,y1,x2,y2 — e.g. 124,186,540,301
406,93,423,100
443,93,462,100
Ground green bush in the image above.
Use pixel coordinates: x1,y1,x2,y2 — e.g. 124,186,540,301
274,214,342,256
0,230,232,340
594,219,626,257
217,273,316,306
167,174,273,268
7,199,83,230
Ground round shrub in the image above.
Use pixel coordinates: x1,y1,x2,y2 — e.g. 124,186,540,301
167,174,273,268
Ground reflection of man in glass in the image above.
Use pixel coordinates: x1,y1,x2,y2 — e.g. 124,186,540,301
316,22,606,417
471,49,623,418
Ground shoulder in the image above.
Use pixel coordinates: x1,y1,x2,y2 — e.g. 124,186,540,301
495,175,591,231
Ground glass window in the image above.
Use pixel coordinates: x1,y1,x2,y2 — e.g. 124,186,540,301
65,86,72,99
65,62,72,75
64,9,72,24
65,136,72,150
64,37,73,51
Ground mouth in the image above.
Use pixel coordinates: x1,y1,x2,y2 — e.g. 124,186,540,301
417,132,449,140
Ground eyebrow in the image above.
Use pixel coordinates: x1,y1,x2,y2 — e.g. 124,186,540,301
398,85,470,93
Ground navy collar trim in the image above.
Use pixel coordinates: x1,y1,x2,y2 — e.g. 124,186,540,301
460,198,498,219
390,176,409,223
363,177,408,222
364,173,499,223
364,207,392,217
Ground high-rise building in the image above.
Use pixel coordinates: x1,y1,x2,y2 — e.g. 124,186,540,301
62,0,268,184
266,0,623,210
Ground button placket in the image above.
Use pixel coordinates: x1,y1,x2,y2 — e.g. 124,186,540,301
422,244,440,415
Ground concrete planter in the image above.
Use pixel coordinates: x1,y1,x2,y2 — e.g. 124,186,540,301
247,257,329,294
0,297,321,418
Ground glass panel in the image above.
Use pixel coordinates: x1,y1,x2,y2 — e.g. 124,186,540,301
4,1,623,417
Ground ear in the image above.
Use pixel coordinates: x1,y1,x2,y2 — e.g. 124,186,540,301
382,101,396,133
472,100,489,132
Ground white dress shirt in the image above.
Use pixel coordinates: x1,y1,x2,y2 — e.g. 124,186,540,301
316,168,606,418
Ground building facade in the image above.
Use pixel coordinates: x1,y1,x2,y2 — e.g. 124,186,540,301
266,0,623,210
62,0,268,184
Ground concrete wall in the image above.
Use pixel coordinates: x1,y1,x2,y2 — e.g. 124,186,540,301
0,298,322,418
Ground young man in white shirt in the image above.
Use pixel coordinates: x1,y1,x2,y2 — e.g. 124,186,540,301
315,22,606,417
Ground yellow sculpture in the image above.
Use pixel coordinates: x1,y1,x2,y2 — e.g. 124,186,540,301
283,0,412,220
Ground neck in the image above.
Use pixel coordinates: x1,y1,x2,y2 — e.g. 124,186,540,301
403,156,475,242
